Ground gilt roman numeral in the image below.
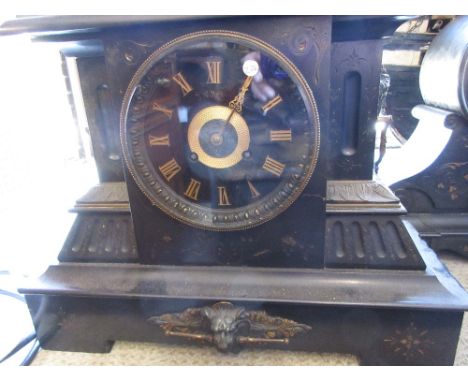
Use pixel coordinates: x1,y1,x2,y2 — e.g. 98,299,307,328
184,178,201,201
247,180,261,199
262,95,282,114
151,102,173,119
270,129,292,142
149,133,170,146
218,186,231,206
159,158,181,182
262,156,285,177
172,72,193,96
206,61,222,84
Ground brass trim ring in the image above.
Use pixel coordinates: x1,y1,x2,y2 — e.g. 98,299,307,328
188,105,250,169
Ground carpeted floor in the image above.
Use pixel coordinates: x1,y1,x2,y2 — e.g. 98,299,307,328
31,253,468,366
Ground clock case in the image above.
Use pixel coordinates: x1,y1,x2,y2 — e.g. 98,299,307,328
114,18,330,268
2,15,468,365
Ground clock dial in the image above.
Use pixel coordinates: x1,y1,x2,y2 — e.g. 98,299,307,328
121,31,320,230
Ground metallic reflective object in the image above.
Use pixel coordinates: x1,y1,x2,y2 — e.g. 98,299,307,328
378,105,454,186
148,301,311,352
419,16,468,118
187,106,250,169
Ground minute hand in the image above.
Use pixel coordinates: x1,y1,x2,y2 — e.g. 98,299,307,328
228,75,253,114
221,75,253,134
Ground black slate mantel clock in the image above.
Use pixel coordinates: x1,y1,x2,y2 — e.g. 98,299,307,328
119,26,327,268
2,15,468,365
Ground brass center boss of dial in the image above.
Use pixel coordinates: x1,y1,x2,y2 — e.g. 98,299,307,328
187,75,253,170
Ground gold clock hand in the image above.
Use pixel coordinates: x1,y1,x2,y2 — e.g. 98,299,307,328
228,75,253,114
220,75,253,135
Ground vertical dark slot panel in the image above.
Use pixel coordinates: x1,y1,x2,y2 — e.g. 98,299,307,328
104,219,115,254
369,222,386,259
341,71,361,156
79,217,95,255
385,222,408,259
351,222,365,259
115,220,126,255
71,219,88,253
97,84,120,161
87,218,100,254
121,219,131,254
333,222,346,258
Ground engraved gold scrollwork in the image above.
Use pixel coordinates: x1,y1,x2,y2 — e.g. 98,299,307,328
383,321,434,361
340,49,367,69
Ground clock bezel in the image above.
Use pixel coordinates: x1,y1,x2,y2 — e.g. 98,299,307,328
120,30,321,231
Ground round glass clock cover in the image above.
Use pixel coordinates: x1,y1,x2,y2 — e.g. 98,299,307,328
120,30,320,231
